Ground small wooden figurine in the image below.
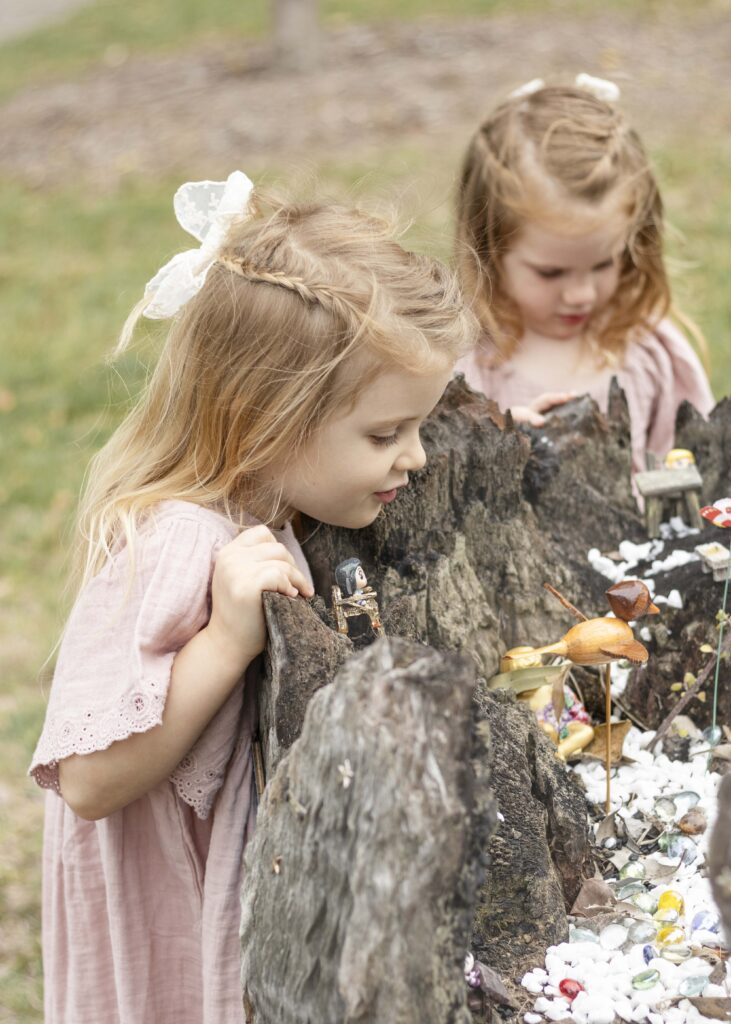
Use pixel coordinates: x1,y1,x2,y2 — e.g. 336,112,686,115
634,448,704,537
331,557,384,638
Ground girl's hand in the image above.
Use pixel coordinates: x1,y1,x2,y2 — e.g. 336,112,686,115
509,391,577,428
204,525,314,670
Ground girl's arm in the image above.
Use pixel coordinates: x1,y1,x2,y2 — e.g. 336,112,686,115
58,526,313,820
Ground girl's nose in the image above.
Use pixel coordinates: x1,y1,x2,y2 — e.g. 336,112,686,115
563,276,596,307
394,434,427,473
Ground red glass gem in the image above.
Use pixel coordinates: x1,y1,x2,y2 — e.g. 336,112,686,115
559,979,584,1002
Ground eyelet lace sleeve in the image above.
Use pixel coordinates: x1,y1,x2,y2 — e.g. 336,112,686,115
29,505,242,817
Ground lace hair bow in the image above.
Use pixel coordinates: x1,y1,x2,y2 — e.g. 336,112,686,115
142,170,255,319
509,73,620,103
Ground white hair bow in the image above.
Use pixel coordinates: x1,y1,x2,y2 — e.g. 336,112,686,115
509,73,620,104
142,170,255,319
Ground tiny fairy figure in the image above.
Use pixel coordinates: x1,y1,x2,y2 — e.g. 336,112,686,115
331,557,384,637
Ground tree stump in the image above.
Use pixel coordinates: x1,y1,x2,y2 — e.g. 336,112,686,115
241,635,496,1023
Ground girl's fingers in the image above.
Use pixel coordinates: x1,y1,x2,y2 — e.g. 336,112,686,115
223,538,297,568
256,560,313,599
532,391,576,413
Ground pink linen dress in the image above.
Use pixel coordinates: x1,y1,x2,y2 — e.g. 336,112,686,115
456,319,715,473
29,500,312,1024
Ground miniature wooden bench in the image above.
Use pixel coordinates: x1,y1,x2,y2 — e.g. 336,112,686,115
634,463,704,538
695,541,731,582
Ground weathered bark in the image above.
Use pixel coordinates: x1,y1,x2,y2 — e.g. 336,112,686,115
241,635,496,1023
260,591,352,774
302,377,643,682
473,689,595,978
708,773,731,948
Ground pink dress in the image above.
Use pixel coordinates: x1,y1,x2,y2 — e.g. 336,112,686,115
456,319,715,473
29,500,312,1024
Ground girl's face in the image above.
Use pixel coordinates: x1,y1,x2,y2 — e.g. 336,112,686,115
501,209,628,342
272,359,453,529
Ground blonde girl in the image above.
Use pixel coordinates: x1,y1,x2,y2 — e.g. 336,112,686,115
455,76,714,471
30,173,477,1024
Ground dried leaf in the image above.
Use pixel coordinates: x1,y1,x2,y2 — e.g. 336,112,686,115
595,811,618,842
671,682,683,692
551,672,566,723
570,877,616,918
643,858,679,882
698,692,707,703
584,720,633,763
486,663,570,694
687,998,731,1021
684,671,698,686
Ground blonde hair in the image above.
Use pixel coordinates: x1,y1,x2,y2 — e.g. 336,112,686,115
456,84,683,365
76,195,478,585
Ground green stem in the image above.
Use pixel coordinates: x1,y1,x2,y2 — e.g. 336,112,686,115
712,547,731,735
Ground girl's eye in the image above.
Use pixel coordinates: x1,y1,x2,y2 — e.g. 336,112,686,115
593,259,615,272
535,268,563,280
370,432,399,448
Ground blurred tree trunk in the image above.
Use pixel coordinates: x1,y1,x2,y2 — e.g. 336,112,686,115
272,0,321,72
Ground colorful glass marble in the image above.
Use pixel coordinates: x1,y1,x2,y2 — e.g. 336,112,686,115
653,908,679,924
691,910,720,933
630,892,658,914
660,944,692,963
678,976,708,997
642,944,656,964
628,921,657,944
570,925,600,944
559,979,584,1002
615,881,646,901
656,925,684,946
653,797,677,823
632,969,660,990
657,890,684,914
619,861,646,880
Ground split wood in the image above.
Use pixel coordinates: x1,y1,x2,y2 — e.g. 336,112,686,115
648,633,731,753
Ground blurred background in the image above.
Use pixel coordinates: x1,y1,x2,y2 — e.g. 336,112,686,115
1,0,729,1016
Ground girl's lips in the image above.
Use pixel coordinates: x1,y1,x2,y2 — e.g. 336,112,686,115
558,312,589,324
374,488,399,503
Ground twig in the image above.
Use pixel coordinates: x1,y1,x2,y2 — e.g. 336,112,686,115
543,582,588,622
612,696,651,732
605,663,612,813
648,634,731,752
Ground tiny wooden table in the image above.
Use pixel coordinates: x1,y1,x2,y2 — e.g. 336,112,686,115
634,465,704,538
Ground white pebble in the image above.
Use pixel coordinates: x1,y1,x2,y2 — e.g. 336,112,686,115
545,1001,572,1021
615,997,634,1022
524,1015,542,1024
667,589,683,609
521,974,544,994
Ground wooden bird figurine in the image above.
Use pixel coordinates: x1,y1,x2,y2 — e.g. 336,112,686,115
527,617,649,666
605,579,660,621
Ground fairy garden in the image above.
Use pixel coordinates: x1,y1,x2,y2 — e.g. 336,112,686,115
242,381,731,1024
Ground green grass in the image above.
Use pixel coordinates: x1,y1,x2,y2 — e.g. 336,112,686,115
0,0,726,103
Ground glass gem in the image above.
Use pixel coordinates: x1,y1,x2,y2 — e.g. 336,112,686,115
599,923,629,950
660,943,692,963
570,925,600,943
601,836,619,850
703,725,723,746
679,976,708,997
669,791,700,816
656,925,684,945
653,908,679,924
615,881,646,901
628,921,657,944
642,944,656,964
620,862,646,880
559,979,584,1002
631,892,659,914
657,890,684,914
691,911,720,933
632,969,660,990
663,834,698,864
657,831,681,852
654,797,677,823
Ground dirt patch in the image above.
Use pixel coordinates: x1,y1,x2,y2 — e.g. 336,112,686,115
0,9,729,189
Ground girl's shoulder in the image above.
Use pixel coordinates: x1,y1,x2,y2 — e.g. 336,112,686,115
143,500,240,545
626,318,714,415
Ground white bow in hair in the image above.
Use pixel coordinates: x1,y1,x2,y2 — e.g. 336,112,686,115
142,170,255,319
509,73,620,104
